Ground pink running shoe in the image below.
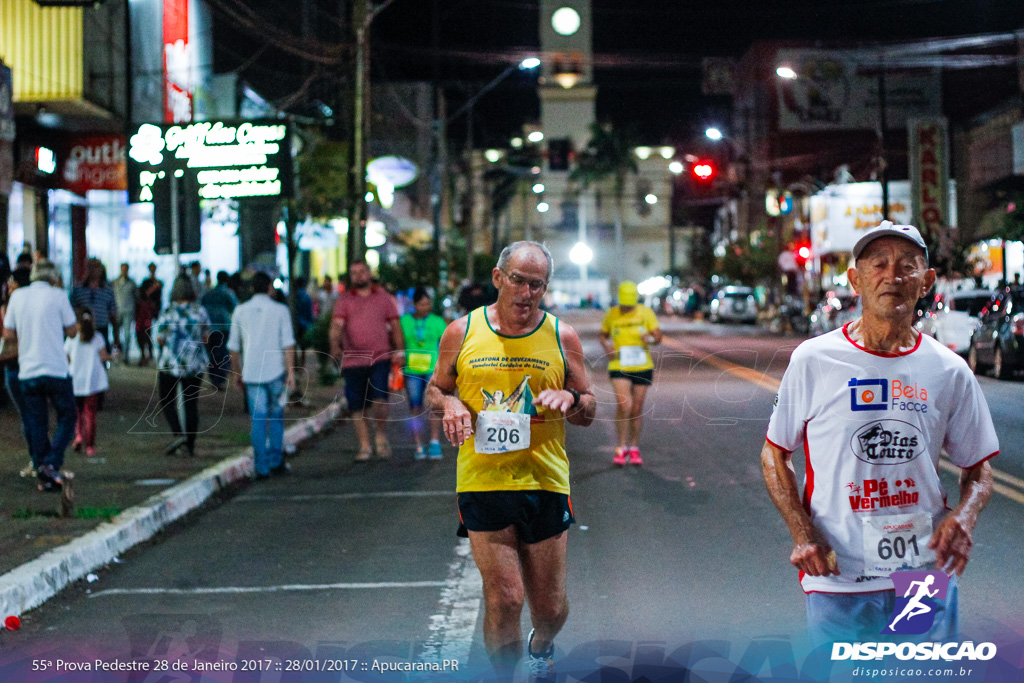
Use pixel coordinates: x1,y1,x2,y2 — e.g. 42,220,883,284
628,447,643,466
613,447,627,467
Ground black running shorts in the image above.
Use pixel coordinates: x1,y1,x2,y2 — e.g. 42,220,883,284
457,491,575,544
609,369,654,386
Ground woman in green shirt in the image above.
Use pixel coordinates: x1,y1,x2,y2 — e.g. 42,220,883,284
400,287,447,459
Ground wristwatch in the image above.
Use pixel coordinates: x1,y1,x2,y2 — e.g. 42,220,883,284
565,387,581,409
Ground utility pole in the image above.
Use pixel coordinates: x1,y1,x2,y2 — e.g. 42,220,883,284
430,0,448,298
464,102,475,281
878,65,890,220
347,0,368,267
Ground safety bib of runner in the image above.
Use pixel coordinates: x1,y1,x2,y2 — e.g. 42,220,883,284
619,345,647,368
408,351,433,373
475,411,531,455
861,512,934,576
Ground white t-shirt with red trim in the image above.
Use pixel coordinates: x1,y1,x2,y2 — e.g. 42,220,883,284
767,323,999,594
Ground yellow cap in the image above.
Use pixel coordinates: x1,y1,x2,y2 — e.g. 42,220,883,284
618,281,638,306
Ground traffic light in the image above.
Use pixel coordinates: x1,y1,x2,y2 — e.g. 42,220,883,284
794,240,812,268
691,159,716,183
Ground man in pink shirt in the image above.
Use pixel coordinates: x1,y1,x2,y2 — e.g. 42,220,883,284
330,261,404,461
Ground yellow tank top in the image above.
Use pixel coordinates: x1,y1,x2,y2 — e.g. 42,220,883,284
602,304,658,371
455,307,568,494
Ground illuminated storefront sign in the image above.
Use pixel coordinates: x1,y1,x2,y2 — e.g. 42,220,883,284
127,119,293,203
57,135,127,194
909,117,950,234
163,0,193,123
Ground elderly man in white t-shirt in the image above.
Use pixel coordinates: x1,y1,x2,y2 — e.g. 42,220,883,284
761,220,998,645
2,260,80,491
227,271,296,480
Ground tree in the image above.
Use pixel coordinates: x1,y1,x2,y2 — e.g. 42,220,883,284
716,234,780,286
572,122,641,285
296,133,350,220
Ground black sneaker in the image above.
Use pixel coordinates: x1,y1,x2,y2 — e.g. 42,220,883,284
525,629,555,682
163,436,187,456
270,462,291,476
36,465,64,492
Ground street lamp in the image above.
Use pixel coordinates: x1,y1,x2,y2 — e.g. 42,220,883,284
776,65,797,80
705,127,724,141
569,241,593,265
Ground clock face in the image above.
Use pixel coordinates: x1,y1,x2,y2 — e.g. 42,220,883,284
551,7,581,36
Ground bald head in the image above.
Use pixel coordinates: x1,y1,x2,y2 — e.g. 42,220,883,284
496,241,553,281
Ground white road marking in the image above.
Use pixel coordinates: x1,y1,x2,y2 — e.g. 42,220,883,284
421,538,483,665
237,490,453,502
89,581,447,598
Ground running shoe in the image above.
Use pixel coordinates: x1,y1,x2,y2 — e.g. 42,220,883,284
525,629,555,682
85,447,97,458
414,445,427,461
375,434,392,460
428,440,443,460
36,465,64,492
628,447,643,466
613,447,628,467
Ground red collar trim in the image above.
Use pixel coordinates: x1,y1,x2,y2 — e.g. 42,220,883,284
841,322,922,357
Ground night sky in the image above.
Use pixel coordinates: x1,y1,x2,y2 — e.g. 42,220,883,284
212,0,1024,147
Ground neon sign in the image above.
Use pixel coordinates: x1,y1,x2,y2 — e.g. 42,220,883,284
127,120,293,203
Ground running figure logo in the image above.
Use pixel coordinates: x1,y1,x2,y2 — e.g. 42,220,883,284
883,571,950,635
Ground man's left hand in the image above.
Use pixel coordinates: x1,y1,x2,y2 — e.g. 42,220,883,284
929,516,973,576
533,389,574,414
286,372,296,393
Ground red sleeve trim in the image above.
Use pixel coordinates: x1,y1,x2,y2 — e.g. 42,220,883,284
802,588,894,595
965,450,999,468
765,436,793,454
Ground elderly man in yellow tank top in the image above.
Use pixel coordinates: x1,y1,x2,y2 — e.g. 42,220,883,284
427,241,596,682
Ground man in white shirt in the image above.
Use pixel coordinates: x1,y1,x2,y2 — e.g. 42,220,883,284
761,221,998,644
227,271,296,480
2,260,80,491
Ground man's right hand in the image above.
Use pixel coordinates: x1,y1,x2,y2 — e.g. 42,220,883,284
790,531,840,577
441,398,473,447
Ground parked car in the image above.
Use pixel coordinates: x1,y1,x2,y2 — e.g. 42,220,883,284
916,288,991,356
809,291,859,336
967,288,1024,379
709,286,758,324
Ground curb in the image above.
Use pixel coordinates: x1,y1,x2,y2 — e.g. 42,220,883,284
0,401,342,618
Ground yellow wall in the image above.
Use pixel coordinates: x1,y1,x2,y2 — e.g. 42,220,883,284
0,0,83,102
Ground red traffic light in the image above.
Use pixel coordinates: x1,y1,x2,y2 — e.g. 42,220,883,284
692,160,715,181
793,241,812,267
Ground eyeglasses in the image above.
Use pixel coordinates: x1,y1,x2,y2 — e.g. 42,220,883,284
502,270,548,293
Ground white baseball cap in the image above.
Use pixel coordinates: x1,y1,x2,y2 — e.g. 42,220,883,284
853,220,928,260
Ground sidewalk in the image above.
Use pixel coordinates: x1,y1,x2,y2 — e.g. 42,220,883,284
0,360,343,615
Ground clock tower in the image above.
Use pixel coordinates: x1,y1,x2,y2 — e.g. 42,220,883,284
539,0,595,155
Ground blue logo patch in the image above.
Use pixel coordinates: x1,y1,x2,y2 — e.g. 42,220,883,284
849,378,888,411
882,571,949,635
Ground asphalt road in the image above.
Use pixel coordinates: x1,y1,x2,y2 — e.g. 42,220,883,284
4,317,1023,682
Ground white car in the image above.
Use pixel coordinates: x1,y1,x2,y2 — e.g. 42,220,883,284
709,286,758,324
917,289,991,356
